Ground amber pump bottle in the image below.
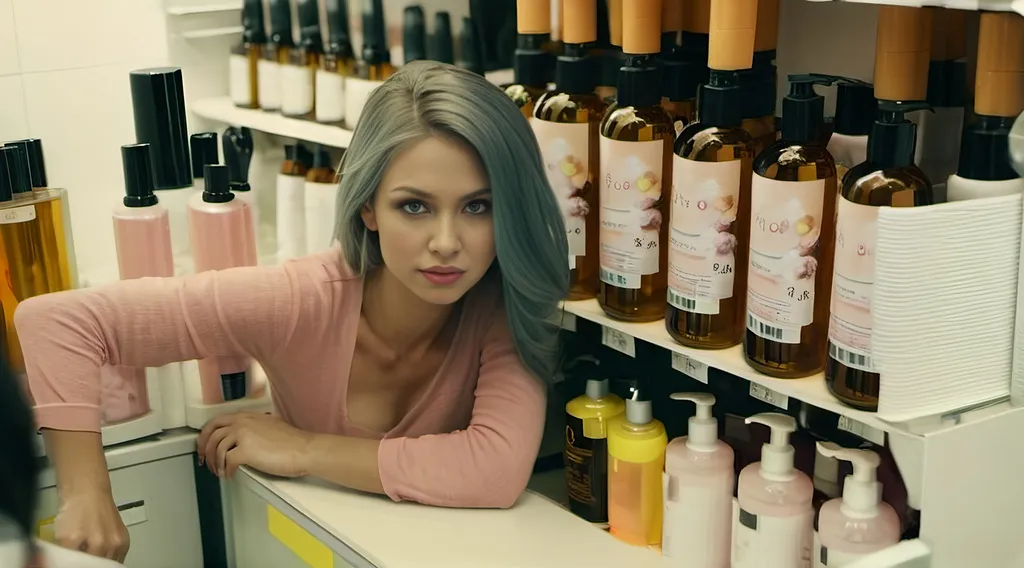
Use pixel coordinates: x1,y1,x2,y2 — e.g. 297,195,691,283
745,74,840,378
741,0,780,156
506,0,554,119
434,12,456,65
358,0,395,81
591,0,617,102
260,0,294,112
661,0,697,136
597,0,672,322
534,0,607,300
316,0,355,126
281,0,321,119
665,0,756,348
229,0,265,109
826,6,939,412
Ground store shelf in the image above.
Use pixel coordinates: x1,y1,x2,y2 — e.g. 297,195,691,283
191,97,354,148
806,0,1022,13
180,26,243,39
166,2,241,15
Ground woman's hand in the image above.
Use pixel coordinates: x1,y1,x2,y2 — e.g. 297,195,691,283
54,490,130,563
197,413,314,479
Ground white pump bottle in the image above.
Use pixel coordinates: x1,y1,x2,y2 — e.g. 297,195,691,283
662,393,734,567
813,442,901,567
733,413,814,568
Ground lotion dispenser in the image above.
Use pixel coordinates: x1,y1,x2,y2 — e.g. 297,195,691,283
734,412,814,568
813,442,900,567
662,392,734,567
608,389,668,546
564,378,625,523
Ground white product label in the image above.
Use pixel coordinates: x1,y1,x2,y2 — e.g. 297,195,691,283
747,175,826,344
662,472,733,565
304,181,339,254
836,415,885,446
815,542,868,567
601,326,635,357
733,508,813,568
0,204,36,224
276,174,308,261
598,136,664,290
671,352,709,383
280,64,314,116
257,59,281,110
828,198,878,373
560,313,576,332
315,69,346,123
345,77,382,128
228,54,252,107
749,382,789,409
668,156,742,315
532,119,593,268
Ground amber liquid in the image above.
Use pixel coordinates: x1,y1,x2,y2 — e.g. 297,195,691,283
598,105,674,322
231,43,262,109
359,61,397,82
745,144,838,377
825,163,936,410
0,191,74,373
743,114,778,157
505,84,547,121
667,127,754,348
535,91,608,300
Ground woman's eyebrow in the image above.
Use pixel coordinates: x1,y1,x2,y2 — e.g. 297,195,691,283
390,187,492,201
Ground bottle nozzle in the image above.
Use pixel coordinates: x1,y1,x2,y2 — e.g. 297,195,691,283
585,378,611,400
745,412,796,447
816,441,884,517
670,392,719,452
816,441,880,484
746,413,797,480
669,392,715,420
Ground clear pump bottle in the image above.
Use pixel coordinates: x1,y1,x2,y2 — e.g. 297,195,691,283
259,0,294,112
229,0,266,109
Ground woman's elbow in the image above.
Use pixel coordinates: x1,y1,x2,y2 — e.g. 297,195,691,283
462,456,534,509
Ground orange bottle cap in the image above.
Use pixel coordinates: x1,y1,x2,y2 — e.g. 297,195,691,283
563,0,598,44
623,0,663,55
708,0,756,71
517,0,552,34
874,6,932,101
975,12,1024,117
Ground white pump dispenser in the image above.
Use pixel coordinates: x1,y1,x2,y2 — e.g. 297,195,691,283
733,413,814,568
813,442,901,567
662,393,734,567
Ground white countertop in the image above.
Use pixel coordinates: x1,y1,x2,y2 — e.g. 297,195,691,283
242,468,671,568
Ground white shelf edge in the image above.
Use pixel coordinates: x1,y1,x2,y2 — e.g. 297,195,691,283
805,0,1021,12
166,2,241,15
181,26,243,39
191,96,354,148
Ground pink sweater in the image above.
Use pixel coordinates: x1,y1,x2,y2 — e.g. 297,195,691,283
14,250,547,508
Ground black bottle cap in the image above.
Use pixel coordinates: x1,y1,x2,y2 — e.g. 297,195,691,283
616,55,661,108
6,139,47,188
202,164,235,203
834,79,875,136
312,145,333,170
221,372,247,401
514,33,553,88
286,143,314,167
403,6,427,63
0,146,32,202
555,44,598,95
241,0,267,44
130,67,191,191
362,0,389,65
325,0,354,57
662,56,700,102
190,133,219,179
698,70,743,129
926,60,951,108
781,74,840,143
434,12,455,65
458,17,484,74
867,100,932,168
223,127,253,192
268,0,294,46
957,115,1017,181
297,0,323,51
121,144,158,208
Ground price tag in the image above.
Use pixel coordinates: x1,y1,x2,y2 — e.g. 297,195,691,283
749,383,789,409
559,313,577,332
671,352,709,384
601,326,635,357
837,415,885,446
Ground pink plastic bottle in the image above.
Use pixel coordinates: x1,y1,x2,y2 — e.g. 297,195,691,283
813,442,901,567
188,164,257,403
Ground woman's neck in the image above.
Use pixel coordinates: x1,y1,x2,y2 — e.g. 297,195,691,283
361,267,454,350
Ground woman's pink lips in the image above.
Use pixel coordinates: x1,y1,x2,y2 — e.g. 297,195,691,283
420,268,465,285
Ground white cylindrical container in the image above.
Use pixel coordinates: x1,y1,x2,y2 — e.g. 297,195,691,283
304,146,339,253
277,145,310,261
316,68,346,124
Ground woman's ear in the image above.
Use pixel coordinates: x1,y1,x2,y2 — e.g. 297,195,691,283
361,203,378,232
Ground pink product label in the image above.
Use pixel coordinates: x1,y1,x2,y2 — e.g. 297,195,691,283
827,197,878,372
667,157,741,314
598,136,665,289
532,119,591,265
746,175,826,344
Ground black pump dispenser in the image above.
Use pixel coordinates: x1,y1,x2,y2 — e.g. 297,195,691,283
616,55,660,109
698,70,742,129
833,79,875,136
957,116,1018,181
202,165,234,204
241,0,267,44
403,6,427,63
459,17,484,74
866,101,933,169
434,12,455,65
121,144,158,208
0,145,32,202
325,0,354,59
361,0,389,65
268,0,294,48
781,74,841,143
297,0,323,52
7,139,47,188
190,133,219,179
222,127,254,192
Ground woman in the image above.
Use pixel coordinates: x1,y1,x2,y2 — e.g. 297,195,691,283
15,61,568,562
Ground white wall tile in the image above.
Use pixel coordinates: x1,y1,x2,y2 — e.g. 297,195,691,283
13,0,169,73
0,75,28,139
0,0,20,76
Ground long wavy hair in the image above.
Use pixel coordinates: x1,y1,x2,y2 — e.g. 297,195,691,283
333,61,569,381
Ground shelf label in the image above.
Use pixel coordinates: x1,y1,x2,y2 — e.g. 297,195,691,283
671,352,709,384
749,383,789,409
837,415,885,446
560,313,577,332
602,326,635,357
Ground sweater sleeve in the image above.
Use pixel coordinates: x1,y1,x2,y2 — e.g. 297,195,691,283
376,315,547,509
14,263,308,432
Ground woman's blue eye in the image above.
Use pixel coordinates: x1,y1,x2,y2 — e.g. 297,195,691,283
465,200,490,215
402,201,427,215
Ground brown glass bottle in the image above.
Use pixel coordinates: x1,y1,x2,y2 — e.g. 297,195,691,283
507,84,548,120
231,0,265,109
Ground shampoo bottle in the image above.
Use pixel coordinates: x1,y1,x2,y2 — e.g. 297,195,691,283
946,12,1024,202
826,80,875,183
260,0,294,112
533,0,607,300
734,413,814,568
190,132,220,197
608,391,668,546
316,0,356,126
744,74,839,378
403,6,427,64
814,443,900,567
597,0,672,323
229,0,266,109
826,6,939,413
505,0,554,120
811,445,840,558
347,0,396,128
305,145,339,254
281,0,322,120
188,165,258,403
564,378,625,523
660,0,697,136
277,144,312,262
434,12,456,65
662,393,734,567
666,0,756,348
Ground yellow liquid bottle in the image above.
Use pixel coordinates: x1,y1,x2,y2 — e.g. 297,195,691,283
565,378,625,523
608,397,667,546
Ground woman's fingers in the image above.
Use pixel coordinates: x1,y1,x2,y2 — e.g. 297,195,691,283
204,425,235,475
224,447,244,478
215,432,238,477
197,413,241,464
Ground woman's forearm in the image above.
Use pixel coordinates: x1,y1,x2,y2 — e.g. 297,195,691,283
303,434,386,495
42,430,112,495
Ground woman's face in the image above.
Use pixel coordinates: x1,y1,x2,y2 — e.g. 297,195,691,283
362,135,495,306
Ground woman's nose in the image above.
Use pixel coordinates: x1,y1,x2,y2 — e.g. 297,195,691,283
428,215,462,256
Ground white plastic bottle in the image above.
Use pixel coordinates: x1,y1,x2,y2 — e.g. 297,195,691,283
662,393,734,568
733,413,814,568
814,442,901,567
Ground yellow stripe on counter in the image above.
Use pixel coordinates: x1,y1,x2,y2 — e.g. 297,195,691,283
267,505,334,568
